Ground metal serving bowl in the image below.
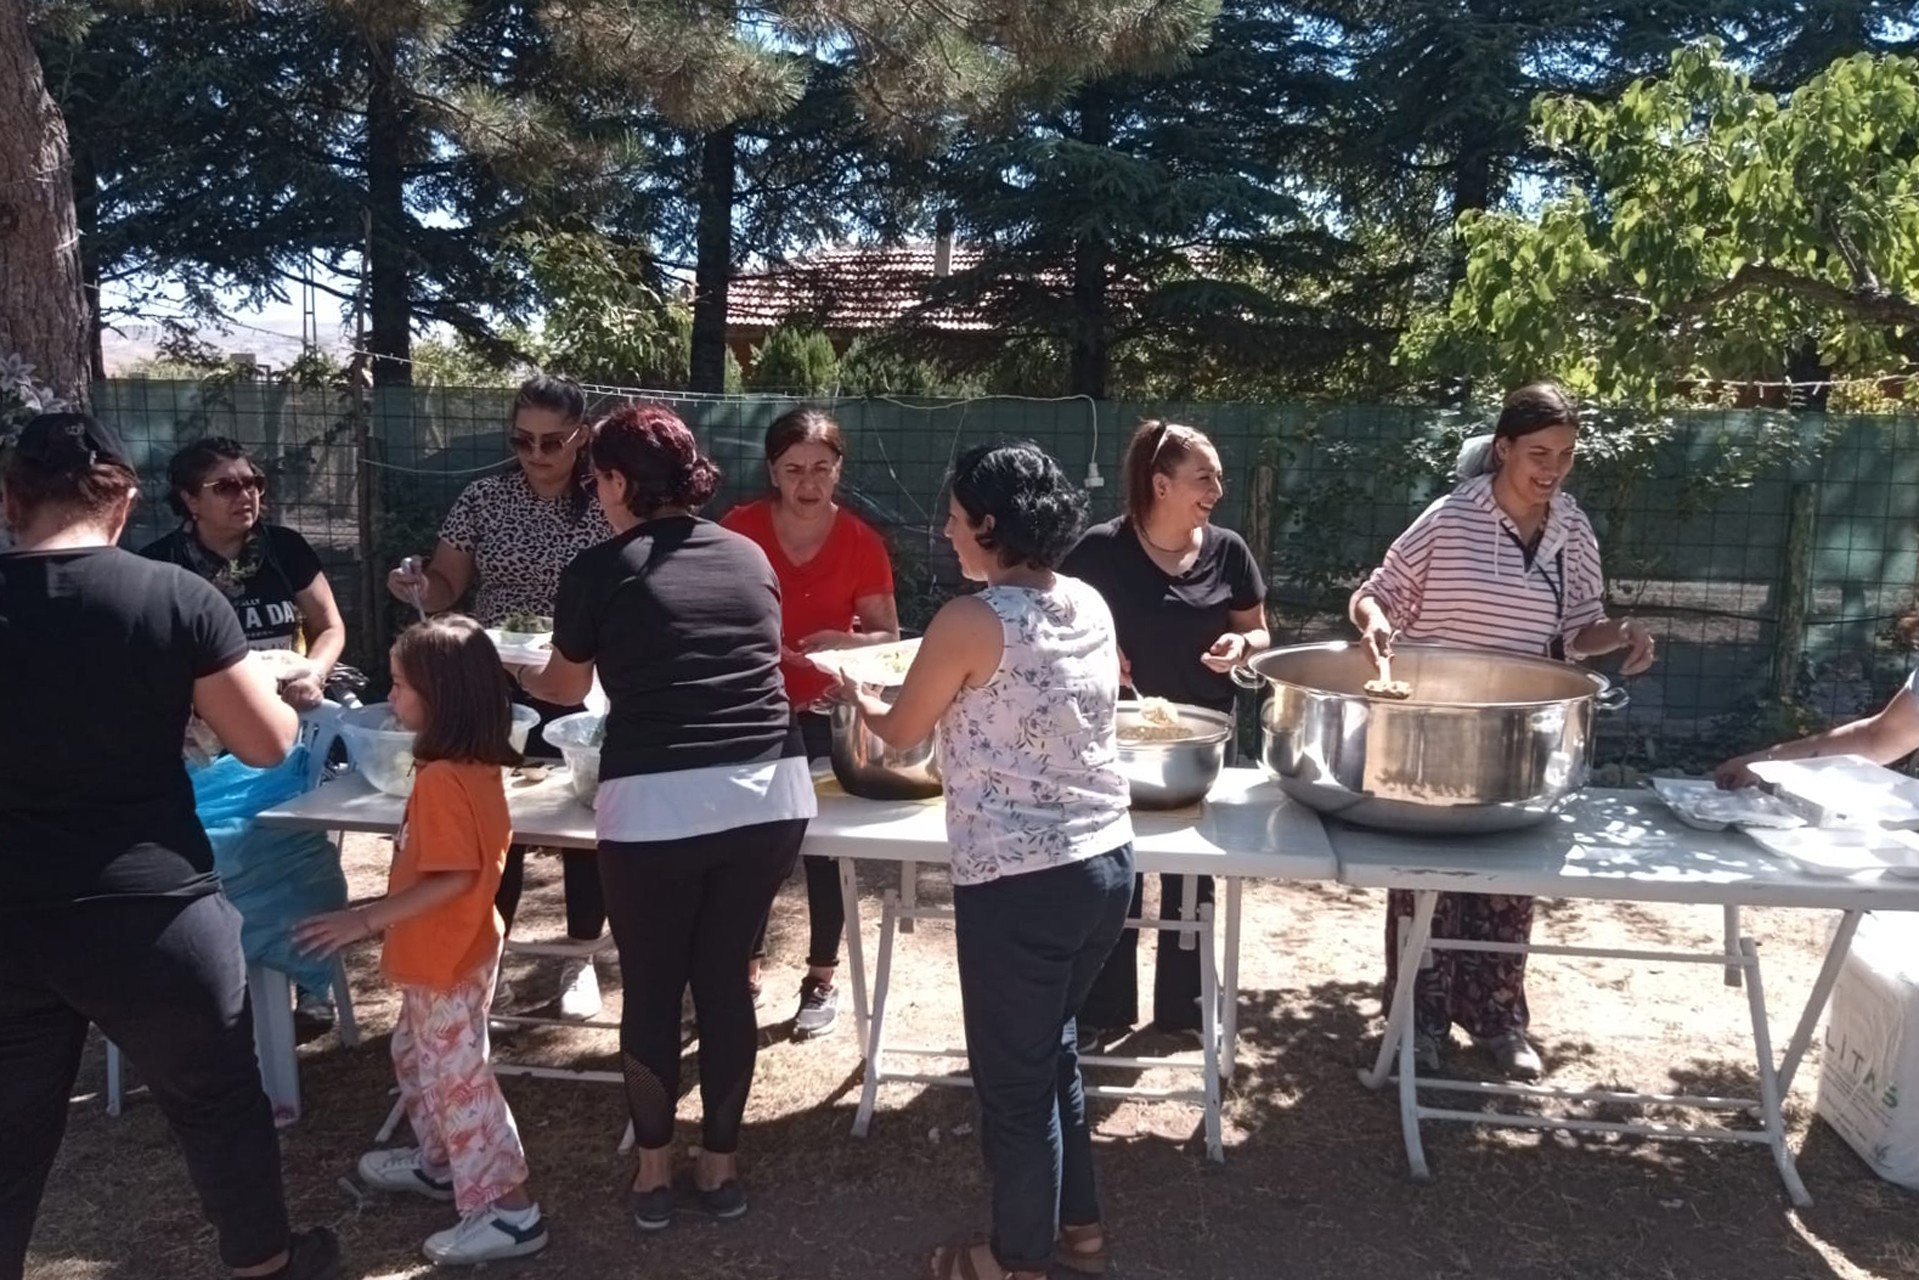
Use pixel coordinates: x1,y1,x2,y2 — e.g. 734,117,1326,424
1114,701,1233,809
1231,642,1625,834
830,692,941,800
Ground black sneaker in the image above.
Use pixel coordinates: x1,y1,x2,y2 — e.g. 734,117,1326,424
1075,1023,1122,1055
278,1227,344,1280
793,976,840,1039
682,1178,748,1221
627,1184,675,1232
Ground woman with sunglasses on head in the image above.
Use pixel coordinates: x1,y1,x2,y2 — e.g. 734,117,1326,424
1062,420,1269,1049
719,407,898,1038
386,374,615,1020
142,438,345,712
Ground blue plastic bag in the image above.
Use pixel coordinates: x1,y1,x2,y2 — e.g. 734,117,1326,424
190,747,349,993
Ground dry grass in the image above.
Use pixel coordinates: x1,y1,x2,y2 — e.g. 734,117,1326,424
23,834,1919,1279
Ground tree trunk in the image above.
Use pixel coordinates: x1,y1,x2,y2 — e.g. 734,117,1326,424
1069,90,1112,400
365,33,412,388
0,2,89,408
74,140,105,382
689,126,737,395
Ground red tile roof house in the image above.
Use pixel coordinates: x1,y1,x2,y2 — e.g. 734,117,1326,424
722,235,994,371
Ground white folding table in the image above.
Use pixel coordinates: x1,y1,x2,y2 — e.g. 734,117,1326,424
259,766,1339,1162
801,767,1337,1162
1329,788,1919,1206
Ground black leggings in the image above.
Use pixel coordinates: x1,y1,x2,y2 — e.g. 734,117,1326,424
750,855,844,969
600,819,806,1153
0,894,292,1275
496,844,606,941
751,712,840,968
496,687,607,942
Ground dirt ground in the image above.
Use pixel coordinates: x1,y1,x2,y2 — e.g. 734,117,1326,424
23,832,1919,1280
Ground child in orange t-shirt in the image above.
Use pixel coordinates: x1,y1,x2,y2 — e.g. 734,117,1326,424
297,616,546,1265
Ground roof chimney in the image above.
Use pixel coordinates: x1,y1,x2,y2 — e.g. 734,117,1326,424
934,210,955,278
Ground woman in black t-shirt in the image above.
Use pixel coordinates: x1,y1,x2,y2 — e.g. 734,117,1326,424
144,436,349,1035
519,403,812,1228
1062,419,1270,1044
142,437,344,710
0,414,339,1280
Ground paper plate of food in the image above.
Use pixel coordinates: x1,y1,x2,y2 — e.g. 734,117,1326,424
806,637,922,688
485,613,555,666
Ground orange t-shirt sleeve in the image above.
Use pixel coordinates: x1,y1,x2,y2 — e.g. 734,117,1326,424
406,768,487,875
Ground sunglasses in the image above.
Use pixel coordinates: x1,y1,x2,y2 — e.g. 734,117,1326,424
510,427,581,457
202,474,266,498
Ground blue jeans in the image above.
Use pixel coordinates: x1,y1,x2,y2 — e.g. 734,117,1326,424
952,844,1136,1272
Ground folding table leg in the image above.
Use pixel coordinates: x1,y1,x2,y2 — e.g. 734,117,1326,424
1362,890,1438,1090
1776,909,1862,1099
377,1095,407,1142
838,857,871,1051
852,890,901,1139
1723,904,1743,987
1397,980,1429,1182
900,863,916,935
248,965,300,1124
105,1042,124,1116
1197,903,1224,1163
1739,937,1811,1207
1221,877,1243,1080
1178,873,1199,950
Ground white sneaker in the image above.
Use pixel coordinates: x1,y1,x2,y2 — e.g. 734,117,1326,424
557,957,601,1021
358,1147,454,1201
423,1203,549,1265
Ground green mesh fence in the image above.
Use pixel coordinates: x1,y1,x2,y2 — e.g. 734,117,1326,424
95,379,1919,775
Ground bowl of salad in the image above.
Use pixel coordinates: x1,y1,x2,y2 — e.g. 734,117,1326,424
544,711,606,808
339,701,541,797
491,612,554,651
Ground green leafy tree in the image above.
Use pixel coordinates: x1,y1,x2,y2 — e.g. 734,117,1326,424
747,323,839,394
1406,43,1919,404
925,0,1377,399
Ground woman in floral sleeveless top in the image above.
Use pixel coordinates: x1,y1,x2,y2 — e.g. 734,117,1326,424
838,442,1133,1280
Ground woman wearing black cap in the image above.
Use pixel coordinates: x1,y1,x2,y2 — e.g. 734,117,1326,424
0,414,341,1280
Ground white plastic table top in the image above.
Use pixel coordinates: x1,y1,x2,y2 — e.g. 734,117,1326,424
805,767,1337,880
259,766,1339,880
1331,787,1919,911
258,770,596,848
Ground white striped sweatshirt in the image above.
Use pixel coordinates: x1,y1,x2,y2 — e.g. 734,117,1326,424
1358,474,1607,659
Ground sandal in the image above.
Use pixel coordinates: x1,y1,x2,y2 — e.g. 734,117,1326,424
926,1239,1046,1280
1056,1222,1110,1275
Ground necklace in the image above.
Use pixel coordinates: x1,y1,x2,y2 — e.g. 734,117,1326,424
182,523,266,598
1138,524,1200,557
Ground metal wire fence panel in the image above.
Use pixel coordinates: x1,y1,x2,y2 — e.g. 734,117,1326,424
86,381,1919,773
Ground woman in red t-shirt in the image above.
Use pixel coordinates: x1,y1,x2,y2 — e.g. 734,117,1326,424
720,408,898,1039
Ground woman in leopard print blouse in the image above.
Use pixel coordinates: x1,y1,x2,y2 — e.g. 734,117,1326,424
386,375,615,1020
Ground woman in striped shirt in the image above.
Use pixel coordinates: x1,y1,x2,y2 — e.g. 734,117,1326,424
1349,382,1657,1080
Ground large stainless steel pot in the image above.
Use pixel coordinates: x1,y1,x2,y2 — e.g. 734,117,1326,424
1231,642,1625,834
830,692,941,800
1115,701,1233,809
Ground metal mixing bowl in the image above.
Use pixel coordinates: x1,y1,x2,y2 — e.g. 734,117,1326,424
1115,701,1233,809
830,693,941,800
1232,642,1624,834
